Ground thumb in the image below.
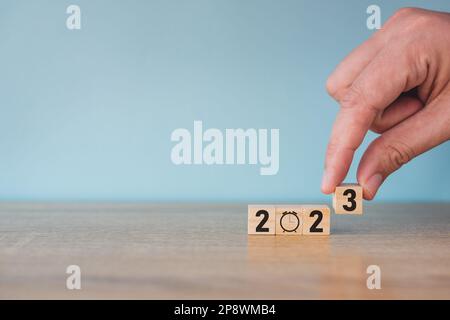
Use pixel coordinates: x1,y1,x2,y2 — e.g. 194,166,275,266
357,96,450,200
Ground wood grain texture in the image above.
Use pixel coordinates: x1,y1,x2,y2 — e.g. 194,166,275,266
248,205,276,235
0,203,449,299
302,205,330,235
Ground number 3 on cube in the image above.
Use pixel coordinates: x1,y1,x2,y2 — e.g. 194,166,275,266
333,184,363,214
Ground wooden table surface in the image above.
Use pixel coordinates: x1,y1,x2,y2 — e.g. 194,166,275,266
0,203,449,300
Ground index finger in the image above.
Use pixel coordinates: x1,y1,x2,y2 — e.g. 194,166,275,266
321,44,425,194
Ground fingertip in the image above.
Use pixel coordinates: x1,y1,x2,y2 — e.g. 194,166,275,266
361,173,383,200
321,170,335,194
321,185,334,195
363,190,375,201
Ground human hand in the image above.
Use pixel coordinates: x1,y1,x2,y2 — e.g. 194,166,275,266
322,8,450,200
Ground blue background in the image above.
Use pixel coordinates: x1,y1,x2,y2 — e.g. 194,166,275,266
0,0,449,202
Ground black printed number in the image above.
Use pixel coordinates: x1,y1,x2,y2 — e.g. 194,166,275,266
343,189,357,211
309,210,323,233
255,210,270,232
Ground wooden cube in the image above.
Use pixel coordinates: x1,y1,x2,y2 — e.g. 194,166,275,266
248,205,276,235
302,205,330,235
333,184,363,214
275,206,303,235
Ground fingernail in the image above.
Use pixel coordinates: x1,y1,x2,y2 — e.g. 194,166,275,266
365,173,383,198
